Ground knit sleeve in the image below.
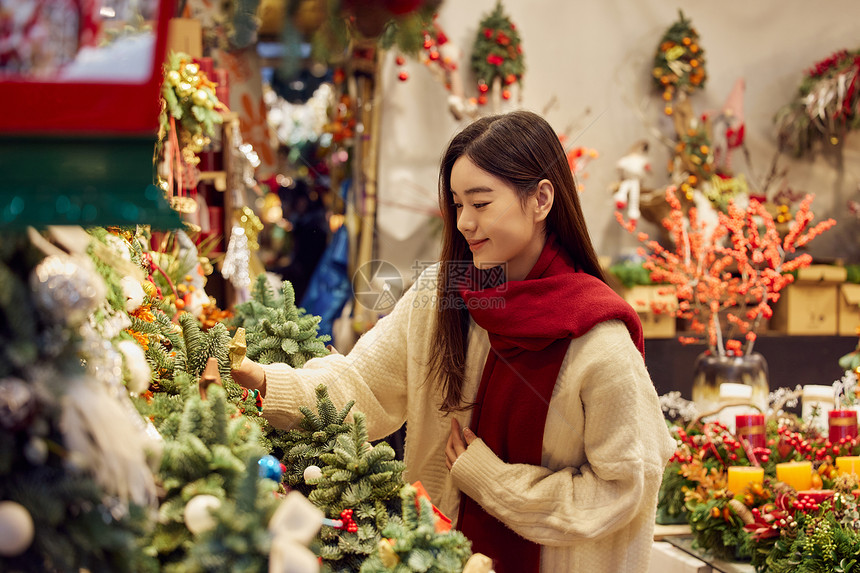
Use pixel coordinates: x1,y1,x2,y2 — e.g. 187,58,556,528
450,322,675,546
259,278,422,442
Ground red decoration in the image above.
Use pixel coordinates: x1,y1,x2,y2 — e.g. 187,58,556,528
828,410,858,443
502,89,511,100
395,55,405,66
339,509,358,533
411,481,452,533
382,0,423,16
0,0,173,134
736,414,766,449
398,71,409,81
478,82,489,94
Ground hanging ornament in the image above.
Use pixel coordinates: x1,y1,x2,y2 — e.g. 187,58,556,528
184,494,222,535
470,2,524,106
221,225,251,290
258,454,284,482
30,255,106,327
228,328,247,370
303,464,323,482
0,501,35,557
0,378,37,431
652,10,707,102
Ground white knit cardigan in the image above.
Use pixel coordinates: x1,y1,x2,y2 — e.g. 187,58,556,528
261,266,675,572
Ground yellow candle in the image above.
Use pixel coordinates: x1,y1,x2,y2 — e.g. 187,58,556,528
776,461,812,491
727,466,764,496
836,456,860,476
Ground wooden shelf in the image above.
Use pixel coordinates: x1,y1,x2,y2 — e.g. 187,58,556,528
644,334,857,399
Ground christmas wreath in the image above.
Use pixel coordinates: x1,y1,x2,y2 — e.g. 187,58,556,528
775,48,860,157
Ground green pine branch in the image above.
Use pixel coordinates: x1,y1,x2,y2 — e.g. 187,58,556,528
308,411,407,573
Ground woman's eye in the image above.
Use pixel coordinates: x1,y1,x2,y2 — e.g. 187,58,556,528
452,203,463,210
473,203,489,209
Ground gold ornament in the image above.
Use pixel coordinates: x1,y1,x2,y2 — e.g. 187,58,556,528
141,281,157,297
377,539,399,568
167,70,181,85
228,328,247,370
184,63,199,76
178,82,194,97
238,207,264,251
192,89,209,107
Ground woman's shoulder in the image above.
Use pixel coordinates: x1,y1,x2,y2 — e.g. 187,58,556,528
569,319,643,360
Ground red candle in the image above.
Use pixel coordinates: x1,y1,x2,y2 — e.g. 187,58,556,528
828,410,858,443
736,413,766,449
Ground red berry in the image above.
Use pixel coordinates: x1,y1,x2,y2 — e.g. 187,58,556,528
395,55,405,66
429,51,440,61
398,71,409,81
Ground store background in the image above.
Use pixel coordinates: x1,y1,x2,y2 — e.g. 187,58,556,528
375,0,860,283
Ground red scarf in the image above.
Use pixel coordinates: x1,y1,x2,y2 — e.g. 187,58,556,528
456,236,643,573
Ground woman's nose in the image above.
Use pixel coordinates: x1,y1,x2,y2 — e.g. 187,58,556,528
457,210,475,234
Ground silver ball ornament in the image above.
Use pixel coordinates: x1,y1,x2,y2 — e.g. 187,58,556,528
30,255,106,327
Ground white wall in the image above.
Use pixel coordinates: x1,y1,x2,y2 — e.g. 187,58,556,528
376,0,860,281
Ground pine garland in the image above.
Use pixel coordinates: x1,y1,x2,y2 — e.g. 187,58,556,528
360,485,472,573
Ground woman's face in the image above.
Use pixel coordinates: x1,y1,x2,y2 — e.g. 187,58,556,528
450,156,547,282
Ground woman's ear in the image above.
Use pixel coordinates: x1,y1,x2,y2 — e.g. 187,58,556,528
534,179,554,222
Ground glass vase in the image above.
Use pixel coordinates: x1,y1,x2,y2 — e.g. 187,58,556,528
691,352,769,416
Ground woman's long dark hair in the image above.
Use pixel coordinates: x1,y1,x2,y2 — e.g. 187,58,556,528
429,110,607,411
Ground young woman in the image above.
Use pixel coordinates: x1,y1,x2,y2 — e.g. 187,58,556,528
233,110,675,573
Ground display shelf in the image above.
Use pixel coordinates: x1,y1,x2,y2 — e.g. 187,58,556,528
663,536,755,573
645,334,857,399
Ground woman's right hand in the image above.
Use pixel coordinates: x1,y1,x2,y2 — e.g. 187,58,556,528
231,356,267,397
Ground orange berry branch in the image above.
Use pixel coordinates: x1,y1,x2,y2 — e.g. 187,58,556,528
617,187,836,357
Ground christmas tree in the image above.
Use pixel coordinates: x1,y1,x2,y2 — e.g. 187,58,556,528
360,485,472,573
309,411,407,572
138,363,275,572
283,384,356,495
0,231,156,571
229,274,331,367
470,1,524,106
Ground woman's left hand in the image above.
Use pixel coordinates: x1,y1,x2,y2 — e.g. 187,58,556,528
445,418,477,470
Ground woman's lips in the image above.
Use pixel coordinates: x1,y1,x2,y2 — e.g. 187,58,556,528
468,239,488,251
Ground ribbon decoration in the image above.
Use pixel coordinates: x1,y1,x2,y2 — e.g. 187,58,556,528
268,491,324,573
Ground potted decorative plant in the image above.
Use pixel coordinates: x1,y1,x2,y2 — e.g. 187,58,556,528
618,187,836,412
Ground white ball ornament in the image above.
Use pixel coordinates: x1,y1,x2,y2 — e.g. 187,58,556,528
303,465,322,482
183,494,221,535
0,501,35,556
